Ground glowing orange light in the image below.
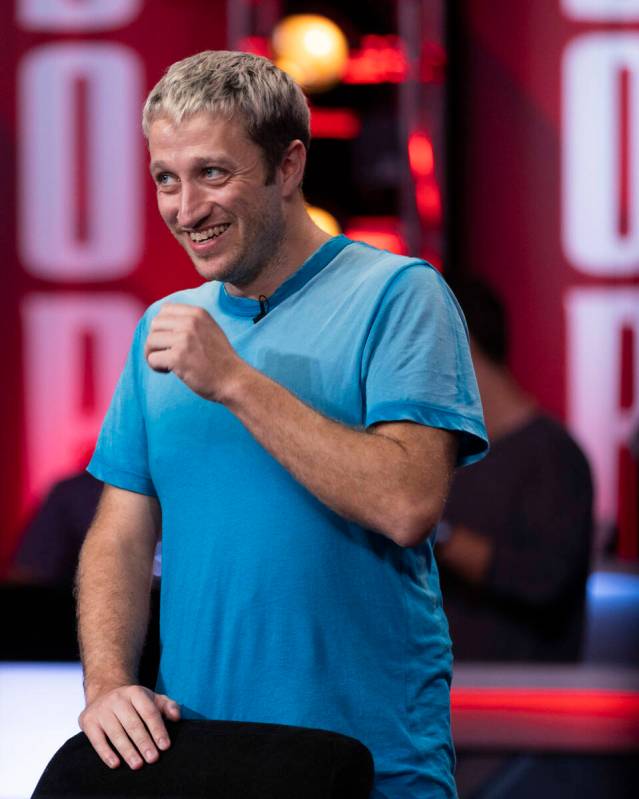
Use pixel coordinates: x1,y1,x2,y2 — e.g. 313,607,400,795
306,205,341,236
310,108,361,139
272,15,349,93
235,34,443,86
408,132,435,177
344,217,407,255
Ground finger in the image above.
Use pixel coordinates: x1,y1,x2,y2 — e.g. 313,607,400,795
145,331,177,355
82,722,121,770
146,349,173,372
131,692,174,751
150,313,180,332
156,693,181,722
155,306,217,331
101,713,145,770
153,306,200,328
113,702,160,764
161,303,208,317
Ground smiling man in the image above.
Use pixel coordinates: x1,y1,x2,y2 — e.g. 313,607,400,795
75,51,488,798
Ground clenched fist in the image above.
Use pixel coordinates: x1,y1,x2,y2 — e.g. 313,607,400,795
144,303,246,402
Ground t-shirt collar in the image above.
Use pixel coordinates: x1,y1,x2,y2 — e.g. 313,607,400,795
218,234,351,318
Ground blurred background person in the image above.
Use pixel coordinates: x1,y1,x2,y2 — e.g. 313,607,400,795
6,465,101,588
437,278,594,662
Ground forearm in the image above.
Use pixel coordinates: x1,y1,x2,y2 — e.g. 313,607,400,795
76,521,156,701
222,363,453,546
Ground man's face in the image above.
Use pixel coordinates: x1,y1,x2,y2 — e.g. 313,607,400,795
148,112,286,288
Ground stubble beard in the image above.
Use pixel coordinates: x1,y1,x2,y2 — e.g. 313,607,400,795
201,204,288,291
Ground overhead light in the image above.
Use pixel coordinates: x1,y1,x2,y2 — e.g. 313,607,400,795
272,14,349,93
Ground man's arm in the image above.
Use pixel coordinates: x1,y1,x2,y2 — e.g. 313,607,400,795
76,485,180,770
224,368,457,546
146,304,458,547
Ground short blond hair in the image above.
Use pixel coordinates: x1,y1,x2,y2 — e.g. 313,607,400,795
142,50,311,183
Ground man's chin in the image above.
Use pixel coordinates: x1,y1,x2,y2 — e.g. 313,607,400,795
187,251,232,283
184,245,260,287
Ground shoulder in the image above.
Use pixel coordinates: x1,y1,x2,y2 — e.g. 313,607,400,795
335,239,453,307
338,239,437,282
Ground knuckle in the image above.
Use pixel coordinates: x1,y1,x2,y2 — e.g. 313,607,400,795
126,722,146,740
141,706,162,726
148,723,165,739
80,708,98,729
111,735,135,757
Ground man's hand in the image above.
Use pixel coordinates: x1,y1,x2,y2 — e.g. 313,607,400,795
79,684,181,770
145,303,244,402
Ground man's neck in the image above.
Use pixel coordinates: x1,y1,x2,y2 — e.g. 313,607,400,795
225,211,331,299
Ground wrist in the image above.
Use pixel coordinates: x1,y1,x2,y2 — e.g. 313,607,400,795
83,672,135,703
217,359,258,408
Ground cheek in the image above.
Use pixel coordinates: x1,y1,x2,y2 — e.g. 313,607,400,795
157,194,178,226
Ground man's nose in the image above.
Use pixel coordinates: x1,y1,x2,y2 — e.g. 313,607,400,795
177,184,210,229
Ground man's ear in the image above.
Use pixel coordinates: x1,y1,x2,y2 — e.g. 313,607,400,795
278,140,307,197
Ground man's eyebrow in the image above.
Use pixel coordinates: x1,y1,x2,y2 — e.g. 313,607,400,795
149,160,169,175
149,156,234,175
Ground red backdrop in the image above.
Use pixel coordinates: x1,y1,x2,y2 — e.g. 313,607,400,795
453,0,639,555
1,0,229,572
1,0,638,572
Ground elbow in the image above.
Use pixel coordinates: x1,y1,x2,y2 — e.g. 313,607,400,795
386,499,440,548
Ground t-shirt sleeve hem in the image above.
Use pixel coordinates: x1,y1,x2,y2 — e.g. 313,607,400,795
365,400,489,467
87,457,157,498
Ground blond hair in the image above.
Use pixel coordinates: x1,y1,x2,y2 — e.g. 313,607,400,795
142,50,310,183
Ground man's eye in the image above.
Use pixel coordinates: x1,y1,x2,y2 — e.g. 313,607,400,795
156,173,174,186
204,167,224,179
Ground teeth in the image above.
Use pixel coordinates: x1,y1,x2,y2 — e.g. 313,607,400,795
189,224,230,242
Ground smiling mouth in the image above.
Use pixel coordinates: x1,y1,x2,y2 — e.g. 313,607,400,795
188,223,231,243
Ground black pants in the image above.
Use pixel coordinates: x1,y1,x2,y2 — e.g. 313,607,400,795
32,719,374,799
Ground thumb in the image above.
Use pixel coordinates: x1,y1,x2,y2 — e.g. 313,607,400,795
155,693,181,720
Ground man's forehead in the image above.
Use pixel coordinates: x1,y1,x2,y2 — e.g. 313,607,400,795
147,112,256,167
148,110,249,141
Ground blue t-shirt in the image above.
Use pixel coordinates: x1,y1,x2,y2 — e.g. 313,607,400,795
89,236,488,798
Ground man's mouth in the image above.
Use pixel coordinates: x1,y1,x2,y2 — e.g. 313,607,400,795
188,223,231,243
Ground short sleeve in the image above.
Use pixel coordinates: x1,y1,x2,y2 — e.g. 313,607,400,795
87,318,157,496
362,264,488,466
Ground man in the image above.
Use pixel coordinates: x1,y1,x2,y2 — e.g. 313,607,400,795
437,278,593,662
76,51,488,798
